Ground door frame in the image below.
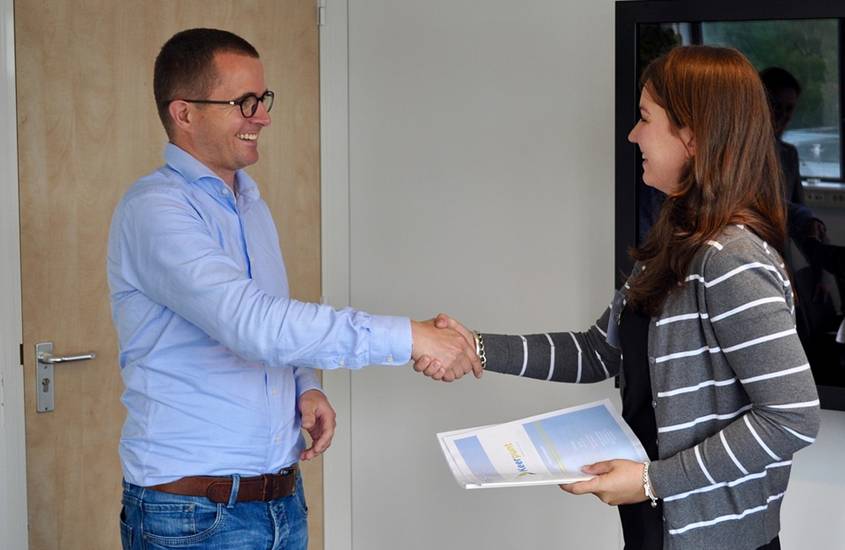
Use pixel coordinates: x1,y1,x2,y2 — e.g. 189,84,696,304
0,0,29,548
319,1,353,549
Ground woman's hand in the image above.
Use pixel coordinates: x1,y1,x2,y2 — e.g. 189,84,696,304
559,459,649,506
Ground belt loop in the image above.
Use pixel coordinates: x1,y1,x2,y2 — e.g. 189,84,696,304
226,474,241,508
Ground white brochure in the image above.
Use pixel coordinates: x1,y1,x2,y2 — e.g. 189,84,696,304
437,399,648,489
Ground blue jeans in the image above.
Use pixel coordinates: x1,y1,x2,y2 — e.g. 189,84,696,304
119,474,308,550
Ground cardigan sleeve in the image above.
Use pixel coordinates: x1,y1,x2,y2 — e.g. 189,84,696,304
649,238,820,499
481,302,622,384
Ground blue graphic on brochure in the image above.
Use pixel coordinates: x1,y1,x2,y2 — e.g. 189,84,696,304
453,436,498,481
522,403,643,474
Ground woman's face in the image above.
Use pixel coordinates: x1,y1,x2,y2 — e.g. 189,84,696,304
627,87,694,195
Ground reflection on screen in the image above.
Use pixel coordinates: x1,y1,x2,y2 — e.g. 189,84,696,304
637,19,845,389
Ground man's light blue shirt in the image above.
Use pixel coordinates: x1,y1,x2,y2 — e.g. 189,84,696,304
108,144,412,486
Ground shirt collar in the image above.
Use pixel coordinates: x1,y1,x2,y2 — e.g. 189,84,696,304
235,170,261,205
164,142,261,205
165,142,221,185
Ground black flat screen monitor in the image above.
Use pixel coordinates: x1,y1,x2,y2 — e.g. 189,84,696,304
616,0,845,410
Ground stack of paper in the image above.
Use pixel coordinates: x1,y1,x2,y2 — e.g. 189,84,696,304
437,399,648,489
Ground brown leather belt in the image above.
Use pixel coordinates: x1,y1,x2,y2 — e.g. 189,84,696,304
148,464,298,504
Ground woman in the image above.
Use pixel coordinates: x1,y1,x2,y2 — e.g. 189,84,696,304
419,46,820,549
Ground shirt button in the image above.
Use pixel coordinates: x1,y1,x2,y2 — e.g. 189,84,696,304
274,436,282,444
339,359,346,367
652,400,657,408
271,388,279,396
387,355,394,363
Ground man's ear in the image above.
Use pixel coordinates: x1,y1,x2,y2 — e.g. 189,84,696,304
680,127,695,157
168,100,193,132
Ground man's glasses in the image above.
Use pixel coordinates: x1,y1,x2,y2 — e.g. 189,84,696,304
175,90,275,118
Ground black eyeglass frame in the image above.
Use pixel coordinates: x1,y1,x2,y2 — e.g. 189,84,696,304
173,90,275,118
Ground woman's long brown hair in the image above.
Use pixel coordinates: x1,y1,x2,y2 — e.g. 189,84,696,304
627,46,787,316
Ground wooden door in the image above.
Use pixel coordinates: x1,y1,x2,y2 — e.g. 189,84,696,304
15,2,323,549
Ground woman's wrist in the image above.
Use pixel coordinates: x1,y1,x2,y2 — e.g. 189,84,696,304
473,331,487,370
642,461,658,508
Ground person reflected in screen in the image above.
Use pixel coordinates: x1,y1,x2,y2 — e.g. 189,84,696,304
759,67,827,246
761,67,803,200
760,67,835,353
419,47,820,550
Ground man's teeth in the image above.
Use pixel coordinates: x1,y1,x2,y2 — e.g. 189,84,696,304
238,133,258,141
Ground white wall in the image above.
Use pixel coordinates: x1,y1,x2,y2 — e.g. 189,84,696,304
0,1,27,549
326,0,620,548
780,411,845,549
322,1,845,549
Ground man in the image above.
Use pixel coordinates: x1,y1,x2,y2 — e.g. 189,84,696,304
759,67,833,345
760,68,806,208
108,28,479,550
760,67,826,244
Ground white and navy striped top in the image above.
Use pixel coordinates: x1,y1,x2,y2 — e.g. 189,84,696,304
482,225,820,550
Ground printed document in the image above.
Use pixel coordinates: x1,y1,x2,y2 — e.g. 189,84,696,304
437,399,648,489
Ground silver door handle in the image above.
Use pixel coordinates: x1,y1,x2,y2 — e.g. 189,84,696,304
37,351,96,364
35,341,97,413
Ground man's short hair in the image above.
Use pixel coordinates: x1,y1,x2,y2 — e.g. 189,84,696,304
154,28,259,136
760,67,802,96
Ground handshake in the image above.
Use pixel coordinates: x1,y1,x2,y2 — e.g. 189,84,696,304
410,314,483,382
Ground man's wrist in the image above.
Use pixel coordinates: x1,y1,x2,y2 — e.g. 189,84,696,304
297,387,324,401
371,315,413,365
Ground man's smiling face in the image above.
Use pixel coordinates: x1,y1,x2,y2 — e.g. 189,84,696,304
188,51,271,184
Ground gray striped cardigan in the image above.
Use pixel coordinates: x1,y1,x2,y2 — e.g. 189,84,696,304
482,225,820,550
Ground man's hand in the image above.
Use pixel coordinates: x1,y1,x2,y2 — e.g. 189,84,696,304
808,218,827,242
413,313,483,380
559,459,648,506
298,390,336,461
433,313,476,345
411,317,481,382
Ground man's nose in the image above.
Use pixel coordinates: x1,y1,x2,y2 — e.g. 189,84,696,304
252,101,271,126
